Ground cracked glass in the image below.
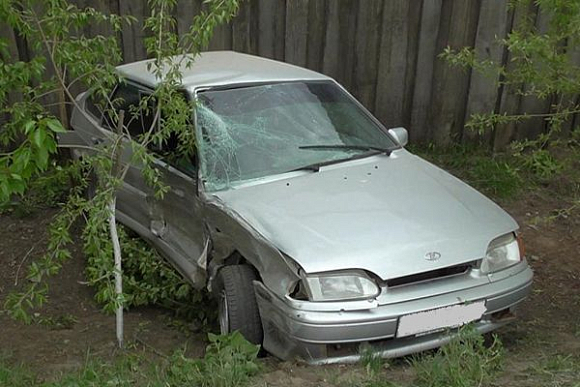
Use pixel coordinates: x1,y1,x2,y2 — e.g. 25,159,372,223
196,81,397,191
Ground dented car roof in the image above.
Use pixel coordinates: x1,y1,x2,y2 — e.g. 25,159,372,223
115,51,330,90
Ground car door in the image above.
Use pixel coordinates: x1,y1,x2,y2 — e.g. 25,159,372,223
71,81,150,230
147,154,208,285
102,81,155,231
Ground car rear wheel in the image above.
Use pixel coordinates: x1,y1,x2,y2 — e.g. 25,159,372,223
214,265,263,345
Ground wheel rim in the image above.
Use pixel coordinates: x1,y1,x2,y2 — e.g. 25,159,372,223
218,290,229,334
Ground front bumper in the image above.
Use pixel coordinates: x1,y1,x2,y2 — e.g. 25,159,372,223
254,262,533,363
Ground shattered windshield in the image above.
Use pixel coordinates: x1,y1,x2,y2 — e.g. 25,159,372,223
196,81,397,191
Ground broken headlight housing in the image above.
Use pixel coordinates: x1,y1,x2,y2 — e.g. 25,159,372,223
302,270,380,302
481,233,524,274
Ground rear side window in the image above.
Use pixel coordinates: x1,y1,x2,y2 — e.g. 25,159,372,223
104,82,156,139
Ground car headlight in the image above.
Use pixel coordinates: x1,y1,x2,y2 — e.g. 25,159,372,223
481,233,524,274
303,270,380,302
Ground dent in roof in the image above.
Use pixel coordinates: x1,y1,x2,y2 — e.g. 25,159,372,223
115,51,330,90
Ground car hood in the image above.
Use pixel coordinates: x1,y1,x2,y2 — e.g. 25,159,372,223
213,150,518,280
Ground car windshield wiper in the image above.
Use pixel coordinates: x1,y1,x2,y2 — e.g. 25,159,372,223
299,144,392,155
291,146,390,172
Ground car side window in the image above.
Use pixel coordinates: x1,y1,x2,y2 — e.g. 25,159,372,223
104,82,155,139
147,90,197,178
85,92,104,121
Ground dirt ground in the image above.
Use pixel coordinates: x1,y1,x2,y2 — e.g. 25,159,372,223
1,187,579,385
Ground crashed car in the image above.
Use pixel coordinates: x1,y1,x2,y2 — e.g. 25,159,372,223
63,51,533,363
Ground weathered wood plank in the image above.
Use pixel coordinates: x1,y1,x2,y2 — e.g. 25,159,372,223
0,24,21,126
374,0,410,129
74,0,116,38
232,0,259,54
463,0,508,145
321,0,340,79
561,44,580,136
428,0,480,146
175,0,202,39
352,0,383,110
402,1,423,130
409,0,442,142
285,0,309,67
515,8,553,141
119,0,148,62
258,0,286,60
493,2,536,150
306,0,326,71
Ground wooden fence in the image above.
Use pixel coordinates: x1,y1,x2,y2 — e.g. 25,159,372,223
2,0,578,149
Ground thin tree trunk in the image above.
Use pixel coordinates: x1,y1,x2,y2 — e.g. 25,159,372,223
110,110,125,348
108,198,123,348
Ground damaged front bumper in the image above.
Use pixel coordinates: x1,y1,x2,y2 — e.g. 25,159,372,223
254,262,533,364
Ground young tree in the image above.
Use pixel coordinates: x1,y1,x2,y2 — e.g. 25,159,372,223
1,0,240,347
441,0,580,150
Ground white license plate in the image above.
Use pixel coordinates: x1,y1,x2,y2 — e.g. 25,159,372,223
396,301,486,338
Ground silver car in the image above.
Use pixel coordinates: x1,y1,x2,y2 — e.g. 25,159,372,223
64,51,533,364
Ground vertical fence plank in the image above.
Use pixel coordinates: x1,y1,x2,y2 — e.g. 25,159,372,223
0,24,21,127
321,0,358,88
119,0,148,62
428,0,480,146
285,0,309,67
493,3,535,150
175,0,202,39
351,0,383,109
409,0,442,142
515,8,552,140
561,44,580,136
463,0,508,145
232,0,259,54
76,0,116,38
306,0,326,71
208,24,233,51
258,0,286,60
336,0,359,91
374,0,410,128
401,2,423,130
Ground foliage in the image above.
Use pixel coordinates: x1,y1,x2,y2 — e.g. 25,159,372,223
410,327,504,387
0,160,77,216
359,345,385,378
85,223,215,322
528,354,580,386
164,332,261,387
411,144,524,199
441,0,580,142
0,332,260,387
1,0,240,325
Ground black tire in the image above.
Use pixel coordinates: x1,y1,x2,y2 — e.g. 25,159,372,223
214,265,263,345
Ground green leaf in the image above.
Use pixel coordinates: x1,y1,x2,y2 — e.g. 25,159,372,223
24,120,36,134
36,147,49,170
33,128,47,149
46,118,66,133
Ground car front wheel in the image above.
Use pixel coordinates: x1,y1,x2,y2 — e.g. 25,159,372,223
214,264,263,345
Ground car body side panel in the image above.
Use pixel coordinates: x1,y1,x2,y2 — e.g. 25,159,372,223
201,196,300,295
148,159,208,279
70,91,208,287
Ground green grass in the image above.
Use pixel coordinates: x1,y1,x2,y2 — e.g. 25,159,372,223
409,328,504,387
528,354,580,387
0,332,260,387
409,144,523,199
409,140,580,202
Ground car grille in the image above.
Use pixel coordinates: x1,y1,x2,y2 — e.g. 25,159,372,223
385,262,474,288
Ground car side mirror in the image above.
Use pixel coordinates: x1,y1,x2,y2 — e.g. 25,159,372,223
388,127,408,147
